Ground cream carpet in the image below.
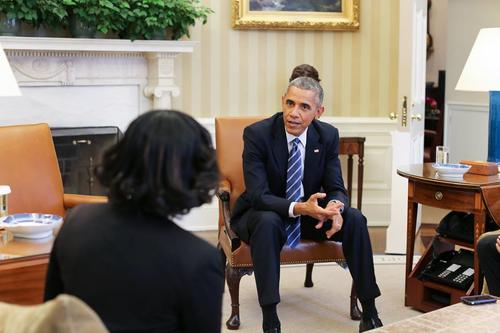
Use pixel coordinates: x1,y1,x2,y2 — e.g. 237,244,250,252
221,255,421,333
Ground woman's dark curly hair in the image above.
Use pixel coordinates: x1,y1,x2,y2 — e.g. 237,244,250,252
96,110,219,218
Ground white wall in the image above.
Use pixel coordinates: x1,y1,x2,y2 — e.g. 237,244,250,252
446,102,488,162
426,0,447,85
446,0,500,105
445,0,500,160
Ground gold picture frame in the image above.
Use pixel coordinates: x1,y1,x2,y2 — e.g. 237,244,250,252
232,0,359,31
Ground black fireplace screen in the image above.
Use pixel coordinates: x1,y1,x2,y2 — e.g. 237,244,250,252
51,127,122,195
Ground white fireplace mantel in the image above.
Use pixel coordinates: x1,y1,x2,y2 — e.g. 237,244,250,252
0,36,197,110
0,36,197,53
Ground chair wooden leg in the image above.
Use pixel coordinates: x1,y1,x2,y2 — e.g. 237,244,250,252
217,243,226,280
350,282,362,320
304,263,314,287
226,266,253,330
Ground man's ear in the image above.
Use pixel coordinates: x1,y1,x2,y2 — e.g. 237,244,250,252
316,106,325,119
281,94,287,111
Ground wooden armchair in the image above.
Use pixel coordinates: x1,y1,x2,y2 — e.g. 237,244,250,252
215,117,362,330
0,123,107,216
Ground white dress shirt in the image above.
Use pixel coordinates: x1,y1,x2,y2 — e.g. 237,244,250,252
285,128,344,218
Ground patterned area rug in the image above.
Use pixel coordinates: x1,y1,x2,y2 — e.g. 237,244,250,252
221,257,422,333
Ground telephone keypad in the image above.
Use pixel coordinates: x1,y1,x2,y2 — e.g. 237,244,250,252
452,268,474,284
438,270,451,279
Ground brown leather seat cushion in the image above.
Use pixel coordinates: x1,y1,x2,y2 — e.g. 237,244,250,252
219,226,344,268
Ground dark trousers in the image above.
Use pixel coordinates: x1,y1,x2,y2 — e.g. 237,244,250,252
231,207,381,306
478,234,500,296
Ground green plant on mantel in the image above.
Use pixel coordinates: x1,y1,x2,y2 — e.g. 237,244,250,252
0,0,67,35
125,0,213,40
0,0,38,25
61,0,213,40
0,0,213,40
62,0,130,35
35,0,68,29
98,1,132,35
62,0,98,31
168,0,212,40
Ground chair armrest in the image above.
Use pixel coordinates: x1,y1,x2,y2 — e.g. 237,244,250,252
218,179,231,194
216,182,241,251
63,193,108,209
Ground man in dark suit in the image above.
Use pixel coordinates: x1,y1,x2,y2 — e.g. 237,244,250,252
231,77,382,333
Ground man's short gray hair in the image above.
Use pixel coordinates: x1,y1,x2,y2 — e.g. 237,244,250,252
287,76,324,106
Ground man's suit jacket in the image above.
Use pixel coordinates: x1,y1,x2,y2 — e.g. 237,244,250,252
232,112,348,225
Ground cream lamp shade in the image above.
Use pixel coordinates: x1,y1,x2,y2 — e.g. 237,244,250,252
456,28,500,92
0,42,21,97
455,27,500,163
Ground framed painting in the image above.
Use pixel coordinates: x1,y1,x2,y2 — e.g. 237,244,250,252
232,0,359,31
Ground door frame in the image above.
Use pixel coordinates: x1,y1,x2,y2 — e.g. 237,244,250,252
385,0,427,254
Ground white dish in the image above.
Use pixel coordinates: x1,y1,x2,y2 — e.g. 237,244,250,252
0,213,63,239
432,163,471,178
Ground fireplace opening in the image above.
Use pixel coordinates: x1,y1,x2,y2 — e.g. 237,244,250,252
51,127,122,196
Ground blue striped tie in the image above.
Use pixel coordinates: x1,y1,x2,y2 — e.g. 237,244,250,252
286,138,302,248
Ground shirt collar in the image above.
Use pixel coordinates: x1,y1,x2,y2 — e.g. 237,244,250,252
285,127,308,147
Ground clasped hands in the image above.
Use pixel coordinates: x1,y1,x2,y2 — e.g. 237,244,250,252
293,192,343,239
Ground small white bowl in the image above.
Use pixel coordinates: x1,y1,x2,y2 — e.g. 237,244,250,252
0,213,63,239
432,163,471,178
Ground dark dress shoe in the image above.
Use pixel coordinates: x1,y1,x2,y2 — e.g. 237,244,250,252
263,327,281,333
359,316,383,332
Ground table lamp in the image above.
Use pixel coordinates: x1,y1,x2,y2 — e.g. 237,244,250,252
0,42,21,97
456,28,500,163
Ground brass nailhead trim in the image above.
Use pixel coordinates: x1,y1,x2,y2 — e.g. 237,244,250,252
229,255,346,268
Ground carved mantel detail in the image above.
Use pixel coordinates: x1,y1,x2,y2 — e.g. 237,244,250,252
0,37,197,109
143,52,180,109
